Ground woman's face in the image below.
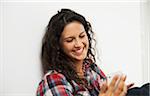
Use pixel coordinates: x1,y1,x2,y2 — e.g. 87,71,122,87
60,21,89,62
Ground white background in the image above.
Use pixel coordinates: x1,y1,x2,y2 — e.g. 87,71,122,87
0,0,149,96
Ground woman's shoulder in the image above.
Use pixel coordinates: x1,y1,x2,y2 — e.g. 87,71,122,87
38,70,70,87
43,70,66,80
36,70,73,96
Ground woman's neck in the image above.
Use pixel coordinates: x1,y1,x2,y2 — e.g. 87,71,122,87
75,60,84,78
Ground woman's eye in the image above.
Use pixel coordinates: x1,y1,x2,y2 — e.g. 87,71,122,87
80,35,85,38
66,39,73,42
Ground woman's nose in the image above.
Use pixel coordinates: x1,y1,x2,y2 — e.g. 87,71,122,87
74,39,82,48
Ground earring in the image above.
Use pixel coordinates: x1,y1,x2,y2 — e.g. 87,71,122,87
57,51,60,55
57,48,60,55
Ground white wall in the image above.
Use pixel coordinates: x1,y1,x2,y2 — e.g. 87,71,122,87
0,0,149,96
140,0,150,86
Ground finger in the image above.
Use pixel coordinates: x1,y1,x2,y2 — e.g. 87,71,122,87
116,75,126,90
100,81,108,94
107,75,119,95
121,75,126,82
114,75,127,95
114,81,125,95
127,83,134,89
119,85,127,96
99,81,107,96
109,75,119,88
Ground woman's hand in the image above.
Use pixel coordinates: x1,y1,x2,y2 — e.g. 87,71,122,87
99,75,127,96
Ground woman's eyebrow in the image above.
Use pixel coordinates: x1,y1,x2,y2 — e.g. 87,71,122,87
63,31,85,40
63,36,74,40
80,31,86,35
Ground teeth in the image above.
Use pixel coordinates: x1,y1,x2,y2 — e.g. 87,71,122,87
75,48,83,53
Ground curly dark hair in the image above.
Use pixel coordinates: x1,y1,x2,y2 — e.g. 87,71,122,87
41,8,96,84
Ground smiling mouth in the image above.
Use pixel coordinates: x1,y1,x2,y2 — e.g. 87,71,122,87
73,48,84,55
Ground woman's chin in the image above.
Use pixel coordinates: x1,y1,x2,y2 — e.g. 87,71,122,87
73,56,86,61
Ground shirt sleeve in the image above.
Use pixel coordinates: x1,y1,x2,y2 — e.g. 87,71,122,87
91,63,106,79
36,73,73,96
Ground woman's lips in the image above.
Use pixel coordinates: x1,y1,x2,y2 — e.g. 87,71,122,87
73,48,84,55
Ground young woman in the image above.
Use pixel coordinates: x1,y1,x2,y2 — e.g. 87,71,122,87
36,9,129,96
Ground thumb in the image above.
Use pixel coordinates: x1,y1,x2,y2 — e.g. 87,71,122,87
100,81,108,94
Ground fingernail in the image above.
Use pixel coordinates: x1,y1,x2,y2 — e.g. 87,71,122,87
123,74,127,81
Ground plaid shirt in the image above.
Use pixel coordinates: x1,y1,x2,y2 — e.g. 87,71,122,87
36,62,106,96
